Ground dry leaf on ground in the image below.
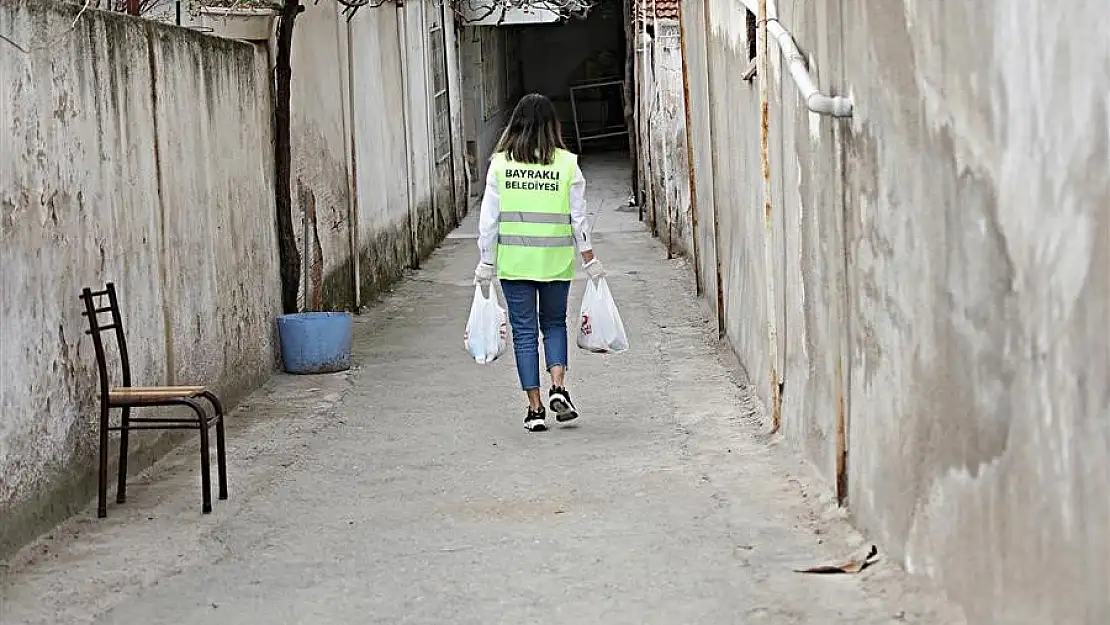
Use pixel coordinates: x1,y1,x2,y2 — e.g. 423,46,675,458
795,544,879,574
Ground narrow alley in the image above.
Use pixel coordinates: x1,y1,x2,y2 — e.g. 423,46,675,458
0,156,961,624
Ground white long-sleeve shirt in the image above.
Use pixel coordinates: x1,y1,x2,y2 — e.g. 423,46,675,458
477,163,592,266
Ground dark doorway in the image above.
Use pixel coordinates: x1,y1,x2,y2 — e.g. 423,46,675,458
505,1,630,156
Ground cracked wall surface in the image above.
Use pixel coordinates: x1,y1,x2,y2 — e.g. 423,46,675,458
682,0,1110,621
0,0,280,558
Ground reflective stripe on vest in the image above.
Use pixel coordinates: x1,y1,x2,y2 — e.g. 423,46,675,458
499,211,573,225
493,149,579,281
498,235,576,247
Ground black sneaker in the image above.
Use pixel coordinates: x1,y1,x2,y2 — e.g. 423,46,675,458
524,406,548,432
548,387,579,423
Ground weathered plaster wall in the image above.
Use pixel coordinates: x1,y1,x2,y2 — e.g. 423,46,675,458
458,25,484,191
699,0,771,409
348,3,415,295
425,0,462,243
443,7,469,226
0,0,279,557
1,0,467,559
677,0,719,315
459,25,514,197
289,0,355,310
289,0,464,309
683,0,1110,621
396,0,444,260
637,20,693,257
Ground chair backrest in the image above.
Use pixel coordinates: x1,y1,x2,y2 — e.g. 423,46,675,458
80,283,132,399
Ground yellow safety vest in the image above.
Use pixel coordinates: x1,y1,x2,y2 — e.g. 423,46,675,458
493,149,578,281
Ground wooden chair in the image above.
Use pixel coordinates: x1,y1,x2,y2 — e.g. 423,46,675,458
80,283,228,517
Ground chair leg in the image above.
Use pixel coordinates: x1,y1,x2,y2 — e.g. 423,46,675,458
184,399,213,514
202,391,228,501
98,401,110,519
116,406,131,504
215,413,228,500
199,427,213,514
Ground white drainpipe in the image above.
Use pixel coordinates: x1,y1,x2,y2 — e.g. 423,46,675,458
742,0,853,117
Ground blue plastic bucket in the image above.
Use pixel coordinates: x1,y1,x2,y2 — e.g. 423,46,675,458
276,312,353,374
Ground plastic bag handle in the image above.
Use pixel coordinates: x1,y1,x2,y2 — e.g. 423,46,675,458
475,283,494,301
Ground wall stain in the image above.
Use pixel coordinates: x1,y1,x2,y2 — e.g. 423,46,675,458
1,0,272,560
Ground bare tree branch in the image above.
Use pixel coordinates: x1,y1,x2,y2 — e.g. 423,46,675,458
447,0,595,25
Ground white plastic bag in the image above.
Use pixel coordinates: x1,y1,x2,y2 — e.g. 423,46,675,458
577,277,629,353
464,284,508,364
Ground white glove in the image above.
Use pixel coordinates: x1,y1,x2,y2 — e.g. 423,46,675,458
474,262,495,285
584,259,606,280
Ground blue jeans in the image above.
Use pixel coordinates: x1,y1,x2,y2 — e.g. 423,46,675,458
500,280,571,390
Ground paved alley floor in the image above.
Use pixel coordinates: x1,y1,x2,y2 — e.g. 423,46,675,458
0,154,964,625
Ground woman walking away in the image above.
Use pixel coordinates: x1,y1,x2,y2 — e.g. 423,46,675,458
474,93,606,432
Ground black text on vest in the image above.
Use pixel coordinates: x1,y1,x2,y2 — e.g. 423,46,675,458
504,168,561,192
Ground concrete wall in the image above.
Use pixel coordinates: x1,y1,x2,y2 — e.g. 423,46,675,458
0,0,279,557
459,25,515,197
174,0,455,308
289,0,465,309
636,19,693,257
680,0,1110,621
443,6,469,230
678,0,718,310
348,2,417,293
1,0,468,559
288,0,354,310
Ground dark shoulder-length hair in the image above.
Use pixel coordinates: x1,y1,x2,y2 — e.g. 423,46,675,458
494,93,566,165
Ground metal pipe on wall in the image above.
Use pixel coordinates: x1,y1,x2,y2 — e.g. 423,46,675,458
740,0,852,117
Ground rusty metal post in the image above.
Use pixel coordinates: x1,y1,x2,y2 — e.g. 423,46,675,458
677,0,701,294
126,0,140,15
701,0,725,338
758,0,782,434
835,360,848,505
